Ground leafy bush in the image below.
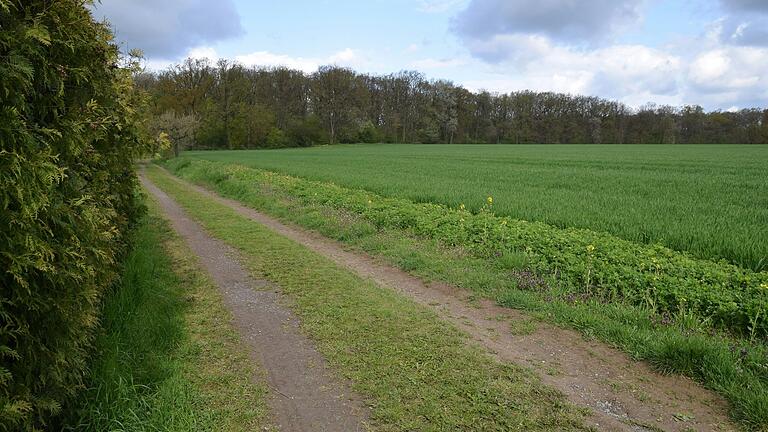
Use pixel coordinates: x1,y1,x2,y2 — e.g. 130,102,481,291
286,115,327,147
166,159,768,339
0,1,146,429
265,126,289,148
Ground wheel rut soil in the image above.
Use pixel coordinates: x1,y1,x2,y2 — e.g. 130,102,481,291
159,168,737,432
141,174,370,432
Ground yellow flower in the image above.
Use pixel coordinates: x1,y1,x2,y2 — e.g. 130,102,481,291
586,244,595,253
367,199,372,204
459,203,465,210
501,220,507,226
760,282,768,290
487,196,493,205
459,218,465,223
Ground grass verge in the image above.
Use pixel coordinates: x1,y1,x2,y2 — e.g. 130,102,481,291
157,161,768,430
144,165,590,431
61,196,270,431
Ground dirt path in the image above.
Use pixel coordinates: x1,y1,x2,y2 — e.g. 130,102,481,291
159,168,738,432
140,174,370,432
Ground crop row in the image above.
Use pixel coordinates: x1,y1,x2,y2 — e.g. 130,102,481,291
167,158,768,338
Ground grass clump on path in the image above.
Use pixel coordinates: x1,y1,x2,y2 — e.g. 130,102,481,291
145,165,589,432
62,198,270,431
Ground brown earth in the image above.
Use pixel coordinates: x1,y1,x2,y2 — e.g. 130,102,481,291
141,174,370,432
158,168,738,432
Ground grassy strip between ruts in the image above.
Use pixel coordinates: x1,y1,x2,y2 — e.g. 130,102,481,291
155,161,768,430
144,165,590,431
61,196,270,431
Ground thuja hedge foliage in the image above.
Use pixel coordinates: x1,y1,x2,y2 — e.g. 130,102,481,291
167,158,768,339
0,1,146,429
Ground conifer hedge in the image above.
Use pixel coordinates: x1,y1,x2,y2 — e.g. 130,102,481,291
0,1,147,429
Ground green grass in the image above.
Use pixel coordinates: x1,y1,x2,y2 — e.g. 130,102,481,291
155,162,768,430
185,144,768,271
61,197,270,431
144,165,591,431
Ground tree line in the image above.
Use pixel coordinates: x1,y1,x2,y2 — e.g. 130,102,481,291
139,58,768,152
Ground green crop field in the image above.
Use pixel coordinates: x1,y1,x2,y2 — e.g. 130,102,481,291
186,144,768,271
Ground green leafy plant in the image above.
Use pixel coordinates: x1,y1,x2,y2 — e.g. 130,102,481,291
0,1,147,429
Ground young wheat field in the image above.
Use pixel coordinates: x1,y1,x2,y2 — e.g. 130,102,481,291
187,144,768,272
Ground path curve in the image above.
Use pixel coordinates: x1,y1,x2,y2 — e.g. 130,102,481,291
141,173,370,432
159,167,737,432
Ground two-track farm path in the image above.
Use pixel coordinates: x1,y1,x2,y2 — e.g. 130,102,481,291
141,174,370,432
147,168,737,432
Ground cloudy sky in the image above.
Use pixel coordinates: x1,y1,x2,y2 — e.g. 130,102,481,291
91,0,768,110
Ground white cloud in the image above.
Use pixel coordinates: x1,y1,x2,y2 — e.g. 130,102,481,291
463,75,591,97
141,45,377,74
143,57,174,71
188,46,220,62
409,57,467,69
447,0,768,110
685,45,768,106
236,51,320,72
460,34,681,103
689,50,730,83
328,48,358,64
235,48,367,73
418,0,468,13
142,45,219,71
460,33,768,109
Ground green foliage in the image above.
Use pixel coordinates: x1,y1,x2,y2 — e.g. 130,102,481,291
357,120,381,143
265,127,288,148
286,116,327,147
149,111,198,157
141,58,768,148
0,1,146,429
166,158,768,339
195,99,227,149
227,103,275,149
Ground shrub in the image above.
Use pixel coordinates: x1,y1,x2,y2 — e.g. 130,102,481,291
286,116,327,147
0,1,146,429
265,126,289,148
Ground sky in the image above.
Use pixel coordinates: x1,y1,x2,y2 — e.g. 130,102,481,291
90,0,768,110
